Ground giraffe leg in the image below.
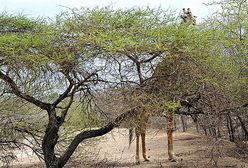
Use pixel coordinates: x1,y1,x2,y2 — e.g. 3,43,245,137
136,134,140,164
167,111,176,162
141,133,149,162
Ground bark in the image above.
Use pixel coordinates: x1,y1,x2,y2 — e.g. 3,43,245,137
180,115,187,132
190,115,199,133
211,127,217,139
195,122,199,133
173,116,177,131
42,109,60,168
226,114,235,142
208,128,212,136
217,126,221,138
201,124,208,136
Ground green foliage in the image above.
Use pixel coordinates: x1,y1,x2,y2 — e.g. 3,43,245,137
0,14,54,68
204,0,248,102
59,7,177,55
0,97,46,140
0,13,38,31
165,101,181,111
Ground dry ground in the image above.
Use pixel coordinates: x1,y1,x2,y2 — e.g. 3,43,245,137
1,128,248,168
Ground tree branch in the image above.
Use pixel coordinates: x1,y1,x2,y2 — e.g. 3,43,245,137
53,77,74,106
74,72,98,91
0,71,50,111
140,52,162,63
58,107,139,167
53,72,97,108
59,88,75,125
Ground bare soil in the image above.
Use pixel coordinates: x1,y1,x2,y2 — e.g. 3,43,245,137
1,128,248,168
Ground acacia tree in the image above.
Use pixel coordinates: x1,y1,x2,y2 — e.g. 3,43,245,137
0,8,186,167
0,13,138,167
0,9,194,167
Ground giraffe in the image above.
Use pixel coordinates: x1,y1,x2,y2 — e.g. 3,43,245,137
180,8,197,25
128,8,197,164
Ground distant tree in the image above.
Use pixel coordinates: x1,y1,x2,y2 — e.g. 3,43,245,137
202,0,248,140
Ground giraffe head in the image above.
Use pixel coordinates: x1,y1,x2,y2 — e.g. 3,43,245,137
180,8,197,26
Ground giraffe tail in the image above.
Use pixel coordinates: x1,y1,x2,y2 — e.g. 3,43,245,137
129,128,135,148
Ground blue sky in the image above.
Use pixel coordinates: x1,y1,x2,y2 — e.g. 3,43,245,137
0,0,220,21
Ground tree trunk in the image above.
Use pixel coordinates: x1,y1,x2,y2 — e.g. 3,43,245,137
39,107,155,167
217,126,221,138
191,115,199,133
211,127,217,139
181,115,187,132
201,124,208,136
208,128,212,136
173,115,177,131
195,122,199,133
42,109,60,168
226,114,235,142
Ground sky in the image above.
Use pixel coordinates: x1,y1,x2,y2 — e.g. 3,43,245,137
0,0,220,21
